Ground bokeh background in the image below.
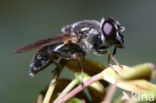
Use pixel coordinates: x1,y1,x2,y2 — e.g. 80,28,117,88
1,0,156,102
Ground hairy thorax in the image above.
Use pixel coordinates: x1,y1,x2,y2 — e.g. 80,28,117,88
62,20,101,54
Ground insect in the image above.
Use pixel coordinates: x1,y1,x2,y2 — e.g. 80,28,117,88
13,17,125,77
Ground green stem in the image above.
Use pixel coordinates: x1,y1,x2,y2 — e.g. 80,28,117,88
54,78,80,103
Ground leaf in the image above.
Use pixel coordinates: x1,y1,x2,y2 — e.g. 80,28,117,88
101,64,156,94
119,63,154,80
66,59,106,76
133,89,156,103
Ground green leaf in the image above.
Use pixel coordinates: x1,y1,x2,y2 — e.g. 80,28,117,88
119,63,153,80
133,89,156,103
101,64,156,94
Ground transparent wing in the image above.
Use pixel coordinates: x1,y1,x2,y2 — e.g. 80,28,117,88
13,34,77,53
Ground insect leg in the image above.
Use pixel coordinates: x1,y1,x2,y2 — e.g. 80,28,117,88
106,50,118,73
73,53,84,83
95,49,119,67
112,46,117,56
94,44,121,70
112,47,120,66
95,50,110,64
107,50,111,65
48,48,70,83
51,58,68,84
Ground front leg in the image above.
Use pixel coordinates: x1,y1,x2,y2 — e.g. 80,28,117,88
95,46,120,66
111,47,120,66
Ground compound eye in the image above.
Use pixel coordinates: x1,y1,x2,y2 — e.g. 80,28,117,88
102,22,116,39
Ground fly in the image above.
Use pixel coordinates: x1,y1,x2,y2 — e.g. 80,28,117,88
13,17,125,77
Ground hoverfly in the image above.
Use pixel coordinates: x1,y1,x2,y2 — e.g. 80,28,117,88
13,17,125,77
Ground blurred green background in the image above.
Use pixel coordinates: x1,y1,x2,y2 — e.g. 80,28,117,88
1,0,156,102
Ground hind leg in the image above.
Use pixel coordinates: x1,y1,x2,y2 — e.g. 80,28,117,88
73,53,84,83
50,58,68,84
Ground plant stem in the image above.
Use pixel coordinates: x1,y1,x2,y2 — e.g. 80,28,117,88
42,79,57,103
102,83,117,103
54,78,80,103
59,72,103,103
